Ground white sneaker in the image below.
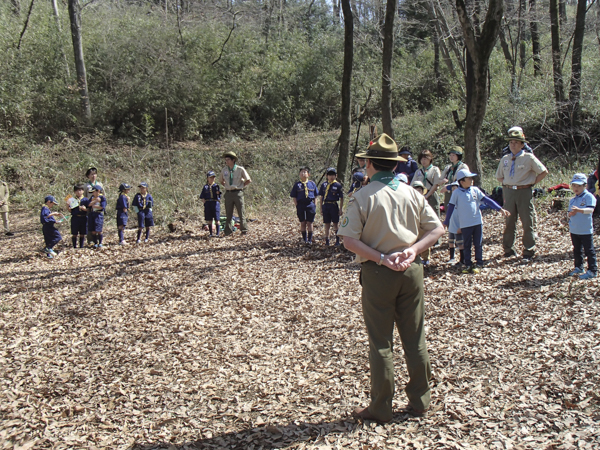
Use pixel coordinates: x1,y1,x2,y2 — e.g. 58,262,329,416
119,241,127,246
136,240,141,244
447,258,457,265
144,239,149,243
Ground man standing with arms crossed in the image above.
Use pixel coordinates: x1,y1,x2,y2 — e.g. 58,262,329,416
338,134,444,423
496,127,548,262
220,151,252,236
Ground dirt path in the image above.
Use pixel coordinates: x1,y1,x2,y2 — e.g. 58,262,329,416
1,208,599,449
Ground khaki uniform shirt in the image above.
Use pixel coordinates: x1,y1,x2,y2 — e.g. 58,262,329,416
495,152,547,186
220,165,251,191
0,181,9,212
411,165,442,190
338,172,442,263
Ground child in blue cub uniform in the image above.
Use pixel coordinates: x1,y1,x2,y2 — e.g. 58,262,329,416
347,169,365,198
133,182,154,243
200,171,221,237
117,183,132,245
319,167,344,246
68,184,89,248
443,181,464,265
88,186,107,248
568,173,597,280
41,196,64,258
444,169,510,274
290,166,319,244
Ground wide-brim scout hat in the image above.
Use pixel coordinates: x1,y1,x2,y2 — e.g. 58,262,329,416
207,171,216,177
412,181,425,189
326,167,337,175
44,195,58,204
456,168,478,181
356,133,407,162
138,182,149,188
571,173,587,185
505,126,528,143
222,151,237,160
448,146,463,156
85,167,97,177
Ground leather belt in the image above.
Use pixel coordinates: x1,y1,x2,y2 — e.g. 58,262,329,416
503,184,533,190
226,189,242,192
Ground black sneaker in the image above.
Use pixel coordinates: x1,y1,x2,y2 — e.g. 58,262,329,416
504,250,516,258
5,232,14,236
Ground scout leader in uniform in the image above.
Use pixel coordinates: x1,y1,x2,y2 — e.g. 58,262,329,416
496,127,548,263
219,151,252,236
338,134,444,423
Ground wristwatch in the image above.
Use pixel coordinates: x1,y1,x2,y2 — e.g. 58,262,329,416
377,253,385,266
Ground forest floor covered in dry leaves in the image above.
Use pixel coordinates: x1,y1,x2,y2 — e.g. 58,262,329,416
1,205,599,450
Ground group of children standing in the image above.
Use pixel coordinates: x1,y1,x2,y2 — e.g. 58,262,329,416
40,168,154,258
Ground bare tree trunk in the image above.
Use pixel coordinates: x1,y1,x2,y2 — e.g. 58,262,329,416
559,0,567,25
529,0,541,76
337,0,353,184
518,0,526,69
432,20,443,97
550,0,566,125
456,0,504,182
568,0,587,127
51,0,71,79
499,25,517,95
68,0,91,122
381,0,397,138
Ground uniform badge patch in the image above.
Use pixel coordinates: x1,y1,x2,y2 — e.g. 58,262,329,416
341,216,349,227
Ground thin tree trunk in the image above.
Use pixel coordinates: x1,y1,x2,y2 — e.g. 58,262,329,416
559,0,567,25
337,0,353,184
51,0,71,79
381,0,397,138
432,21,443,97
550,0,566,124
10,0,21,16
530,0,541,76
568,0,587,127
68,0,91,122
518,0,527,69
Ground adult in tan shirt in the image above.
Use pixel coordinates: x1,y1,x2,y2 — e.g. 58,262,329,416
0,179,13,235
338,134,444,423
219,151,252,235
495,127,547,262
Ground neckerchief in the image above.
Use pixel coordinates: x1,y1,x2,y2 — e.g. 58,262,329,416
324,181,332,200
370,171,400,191
140,193,147,209
509,150,523,178
300,179,309,198
229,164,237,187
448,162,461,181
208,182,215,199
422,164,433,186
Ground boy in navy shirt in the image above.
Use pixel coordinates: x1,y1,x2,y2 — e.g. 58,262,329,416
133,182,154,243
41,196,64,258
444,169,510,274
117,183,132,245
347,169,365,198
68,184,89,248
319,167,344,246
290,166,319,244
88,186,107,248
200,171,222,237
394,146,419,182
568,173,597,280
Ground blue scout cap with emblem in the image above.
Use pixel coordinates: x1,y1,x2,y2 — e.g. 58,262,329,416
456,168,478,181
353,171,365,183
326,167,337,175
138,182,149,188
119,183,131,191
90,185,104,192
356,133,407,162
207,171,216,177
571,173,587,185
44,195,58,204
399,146,412,155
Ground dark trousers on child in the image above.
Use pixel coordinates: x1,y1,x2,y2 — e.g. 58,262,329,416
462,224,483,267
571,233,598,274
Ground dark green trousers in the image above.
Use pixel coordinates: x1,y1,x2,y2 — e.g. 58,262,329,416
360,261,432,422
224,190,247,235
502,187,536,257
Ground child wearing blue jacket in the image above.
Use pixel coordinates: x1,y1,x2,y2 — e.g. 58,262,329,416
132,182,154,243
68,184,89,249
116,183,132,245
568,173,597,280
200,171,221,237
88,186,107,248
291,167,319,244
41,195,64,258
444,169,510,274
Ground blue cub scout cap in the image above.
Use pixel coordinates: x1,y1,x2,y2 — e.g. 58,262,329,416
207,171,216,178
571,173,587,185
139,182,149,188
44,195,58,204
353,172,365,183
119,183,131,191
456,168,478,181
327,167,337,175
90,185,103,192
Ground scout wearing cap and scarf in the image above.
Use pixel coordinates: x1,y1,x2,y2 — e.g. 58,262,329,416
40,195,63,257
348,170,366,197
132,182,155,243
567,173,597,280
394,146,419,182
116,183,132,245
69,184,89,248
219,151,252,236
200,171,222,237
290,166,319,243
87,185,107,247
440,146,469,207
496,127,548,262
318,167,344,246
338,133,444,423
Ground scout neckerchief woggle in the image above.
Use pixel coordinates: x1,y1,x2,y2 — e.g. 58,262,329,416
300,180,309,198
